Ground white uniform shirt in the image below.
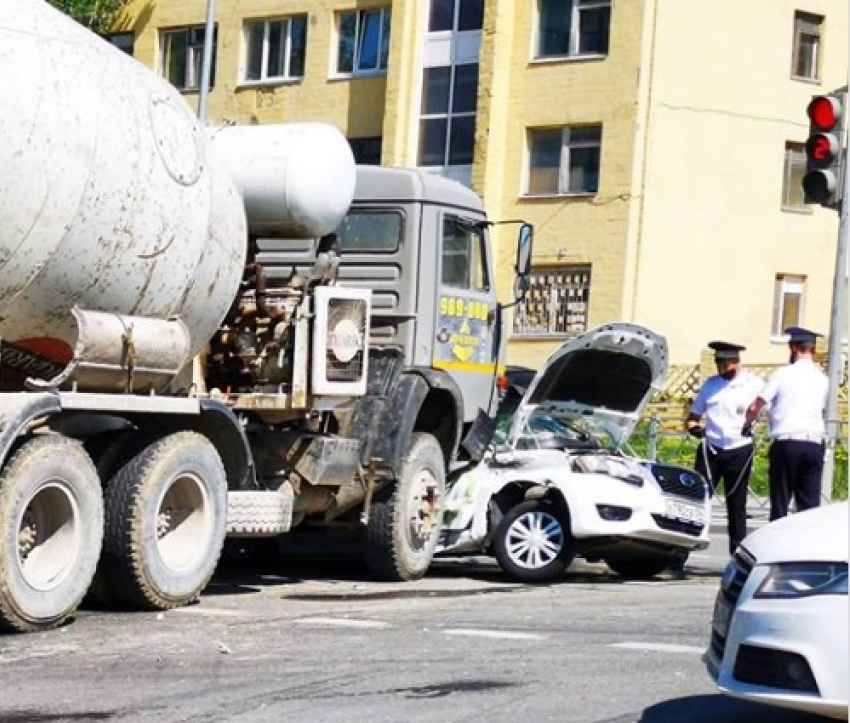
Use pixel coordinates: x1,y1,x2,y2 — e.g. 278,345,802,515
759,358,828,439
690,370,764,450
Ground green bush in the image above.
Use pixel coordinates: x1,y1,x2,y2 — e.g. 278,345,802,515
628,419,848,502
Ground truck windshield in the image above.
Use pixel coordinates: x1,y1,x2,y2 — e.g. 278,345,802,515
335,210,403,253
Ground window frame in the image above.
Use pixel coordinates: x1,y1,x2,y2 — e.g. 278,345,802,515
336,8,392,77
242,15,307,85
772,274,806,339
525,125,602,197
512,264,592,338
106,33,135,56
428,0,485,33
440,217,490,292
160,25,216,92
349,137,383,165
781,141,811,213
335,208,403,254
535,0,611,61
418,63,479,169
791,11,822,82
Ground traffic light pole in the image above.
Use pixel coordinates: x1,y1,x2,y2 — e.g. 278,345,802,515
820,87,850,503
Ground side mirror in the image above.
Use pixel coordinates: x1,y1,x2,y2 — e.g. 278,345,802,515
513,223,533,302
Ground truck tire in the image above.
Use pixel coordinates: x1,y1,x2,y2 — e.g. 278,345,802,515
96,432,226,610
493,499,575,583
364,432,445,581
0,436,103,633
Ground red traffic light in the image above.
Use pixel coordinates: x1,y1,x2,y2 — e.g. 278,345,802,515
805,132,841,166
807,95,842,131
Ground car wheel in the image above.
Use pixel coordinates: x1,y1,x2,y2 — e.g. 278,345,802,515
493,499,574,583
606,556,673,580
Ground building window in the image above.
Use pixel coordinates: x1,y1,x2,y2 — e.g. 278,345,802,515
537,0,610,59
161,25,216,91
106,33,134,56
527,125,601,196
441,217,489,291
429,0,485,32
513,265,591,337
337,8,391,75
792,12,822,80
781,142,810,211
419,63,478,167
349,137,383,165
772,274,805,336
243,16,307,83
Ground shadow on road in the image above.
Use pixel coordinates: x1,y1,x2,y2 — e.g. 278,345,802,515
639,694,832,722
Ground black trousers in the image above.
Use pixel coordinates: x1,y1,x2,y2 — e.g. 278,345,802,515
694,442,753,555
768,440,824,521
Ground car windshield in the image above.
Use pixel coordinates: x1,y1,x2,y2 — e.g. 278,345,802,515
493,404,612,452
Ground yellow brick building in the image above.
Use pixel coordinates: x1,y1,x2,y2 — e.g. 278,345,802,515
113,0,847,367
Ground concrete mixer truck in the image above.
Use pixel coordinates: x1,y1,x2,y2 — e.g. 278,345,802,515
0,0,532,632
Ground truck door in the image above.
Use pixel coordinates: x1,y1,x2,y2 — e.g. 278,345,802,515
434,214,498,421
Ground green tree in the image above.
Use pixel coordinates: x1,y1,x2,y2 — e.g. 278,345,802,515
47,0,128,34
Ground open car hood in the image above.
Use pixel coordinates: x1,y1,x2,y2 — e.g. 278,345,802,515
504,323,669,450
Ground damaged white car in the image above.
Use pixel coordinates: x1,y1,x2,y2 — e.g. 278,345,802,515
437,322,711,582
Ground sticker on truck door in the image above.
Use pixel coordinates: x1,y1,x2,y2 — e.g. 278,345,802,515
435,295,491,368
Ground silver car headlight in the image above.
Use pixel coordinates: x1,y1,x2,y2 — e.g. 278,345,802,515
754,562,848,599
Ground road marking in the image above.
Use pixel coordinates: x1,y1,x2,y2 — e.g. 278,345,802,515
169,607,242,617
293,617,390,629
442,628,545,641
609,642,705,654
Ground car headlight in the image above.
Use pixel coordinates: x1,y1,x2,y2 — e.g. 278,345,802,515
754,562,848,599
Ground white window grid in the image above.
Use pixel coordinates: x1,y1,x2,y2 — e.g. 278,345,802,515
526,126,601,196
419,63,479,168
772,274,806,338
536,0,611,59
337,8,391,75
513,265,591,337
781,142,810,212
792,12,822,80
428,0,485,33
243,16,306,83
161,26,210,91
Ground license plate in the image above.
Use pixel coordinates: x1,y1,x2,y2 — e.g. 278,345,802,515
713,593,733,638
664,499,706,523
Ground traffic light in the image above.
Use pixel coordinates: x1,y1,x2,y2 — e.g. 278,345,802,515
802,94,845,208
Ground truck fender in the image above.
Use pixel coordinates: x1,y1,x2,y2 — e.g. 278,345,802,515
0,392,62,467
195,399,257,491
368,369,463,476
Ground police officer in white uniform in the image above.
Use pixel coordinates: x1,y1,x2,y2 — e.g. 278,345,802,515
686,341,764,554
743,327,828,521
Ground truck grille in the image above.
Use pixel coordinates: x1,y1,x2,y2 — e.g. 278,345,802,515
709,548,755,662
646,462,708,501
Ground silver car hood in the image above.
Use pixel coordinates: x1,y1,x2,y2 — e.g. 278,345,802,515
504,323,669,449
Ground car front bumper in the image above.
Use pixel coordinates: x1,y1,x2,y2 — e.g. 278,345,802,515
706,566,849,720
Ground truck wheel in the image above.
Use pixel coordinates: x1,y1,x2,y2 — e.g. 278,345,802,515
605,556,673,580
364,432,445,581
96,432,226,610
0,436,103,633
493,499,575,583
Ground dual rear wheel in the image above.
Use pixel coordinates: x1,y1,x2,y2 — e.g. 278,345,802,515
0,432,226,632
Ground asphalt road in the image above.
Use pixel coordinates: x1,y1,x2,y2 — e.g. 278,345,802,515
0,527,831,723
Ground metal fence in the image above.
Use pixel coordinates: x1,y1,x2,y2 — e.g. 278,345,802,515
628,411,847,505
